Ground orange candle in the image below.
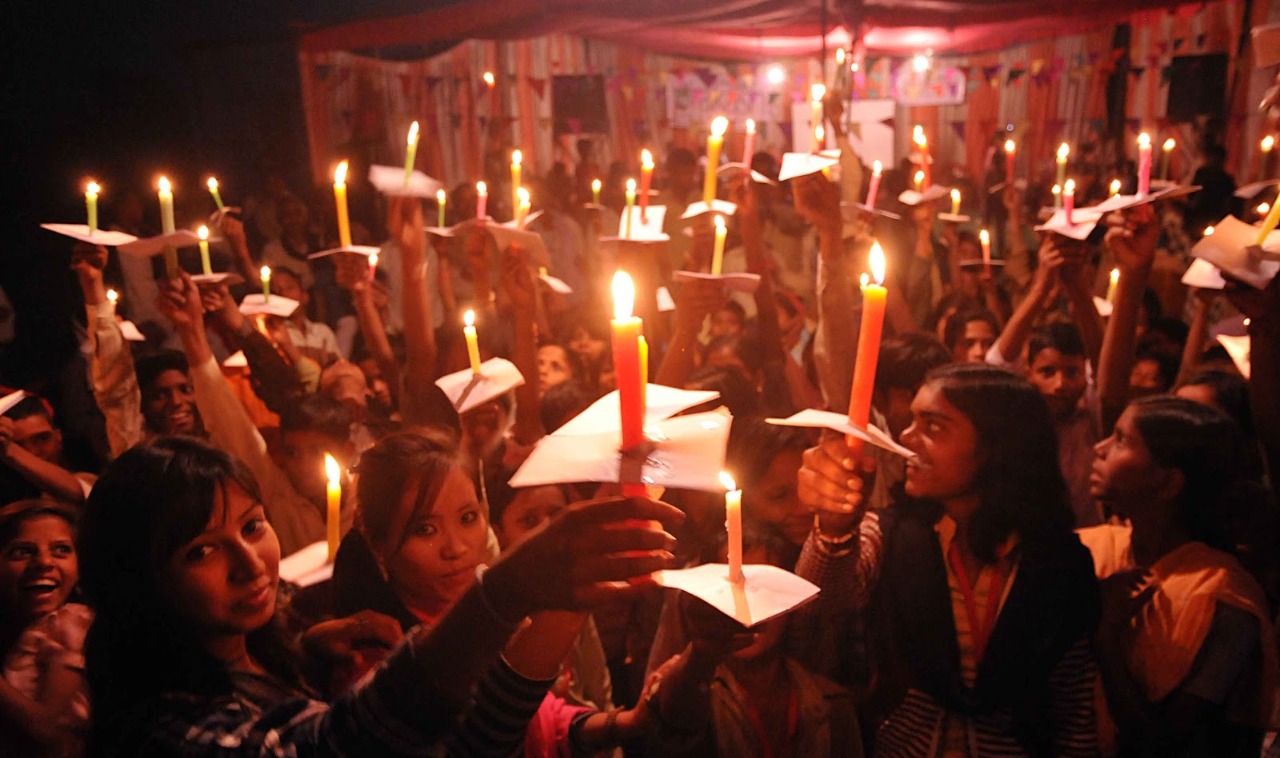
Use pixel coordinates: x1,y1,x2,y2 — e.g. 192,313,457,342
611,272,646,497
846,242,887,452
325,454,341,562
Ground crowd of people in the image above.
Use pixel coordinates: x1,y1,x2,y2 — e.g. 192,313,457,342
2,86,1279,757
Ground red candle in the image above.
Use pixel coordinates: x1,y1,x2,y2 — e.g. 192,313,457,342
866,160,882,208
1063,179,1076,225
476,181,488,220
742,119,756,165
1137,133,1152,197
846,243,887,453
611,272,647,497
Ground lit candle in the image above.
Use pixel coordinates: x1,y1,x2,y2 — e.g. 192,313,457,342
949,188,961,216
404,121,420,187
638,335,649,410
158,177,178,278
979,228,991,267
325,454,341,562
1261,202,1273,218
846,243,888,453
1003,139,1016,185
197,225,211,275
814,124,826,158
483,71,495,88
610,272,646,497
914,127,931,187
710,215,727,275
1256,198,1280,246
106,288,118,312
866,160,882,208
810,83,826,145
623,178,636,239
437,188,447,227
1204,225,1215,237
260,266,271,300
515,187,531,228
591,178,602,205
207,177,224,210
1137,133,1152,196
85,181,100,234
720,471,744,584
913,170,924,193
463,309,482,374
639,149,654,219
703,116,729,203
511,149,523,218
1161,138,1175,180
1109,178,1122,197
1055,142,1070,191
333,160,352,248
742,118,756,165
1106,268,1120,304
368,252,379,281
1063,179,1076,225
1052,183,1062,209
475,181,488,220
1263,136,1276,180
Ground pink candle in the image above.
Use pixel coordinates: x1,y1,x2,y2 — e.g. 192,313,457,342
742,119,756,165
1063,179,1076,225
866,160,882,208
1136,133,1152,197
475,181,488,220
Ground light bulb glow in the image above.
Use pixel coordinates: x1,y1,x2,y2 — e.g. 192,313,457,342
766,66,785,85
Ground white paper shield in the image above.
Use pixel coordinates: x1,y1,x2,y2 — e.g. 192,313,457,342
191,272,244,287
40,224,138,247
368,164,444,198
601,206,667,242
766,409,915,458
1091,184,1202,214
657,286,676,312
778,153,839,182
841,202,901,221
1216,333,1251,379
717,164,779,185
898,185,952,206
435,358,525,415
681,200,738,220
1093,297,1114,318
118,320,146,342
486,223,548,264
539,273,573,294
936,212,972,224
1034,207,1105,240
223,350,249,368
1190,216,1280,289
671,271,762,293
307,245,381,260
0,390,27,416
1181,258,1227,290
279,541,333,588
1234,180,1280,200
239,294,301,318
655,563,820,627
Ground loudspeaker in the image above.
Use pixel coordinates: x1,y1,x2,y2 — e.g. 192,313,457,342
1164,54,1227,122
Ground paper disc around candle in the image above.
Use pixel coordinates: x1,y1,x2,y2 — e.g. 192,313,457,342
680,199,738,220
841,203,902,221
956,258,1008,272
307,245,381,260
767,409,915,459
654,563,820,627
191,272,245,287
671,271,762,293
898,186,951,206
239,294,301,318
435,358,526,415
936,212,972,224
116,230,202,257
40,224,138,247
367,164,444,198
278,541,335,588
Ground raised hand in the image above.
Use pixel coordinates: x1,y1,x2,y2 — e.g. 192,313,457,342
498,243,536,312
155,272,204,332
796,431,876,536
792,173,842,235
1104,203,1159,274
673,278,727,333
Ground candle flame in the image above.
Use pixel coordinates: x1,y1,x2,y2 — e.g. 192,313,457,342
745,118,756,134
206,177,218,191
437,188,447,203
626,178,637,193
476,180,487,195
714,214,726,232
325,454,340,485
913,169,925,187
260,266,271,283
158,176,171,194
86,180,100,195
814,124,825,143
333,160,348,186
1109,178,1122,195
407,120,419,146
979,229,990,245
106,289,118,305
1004,139,1016,154
913,128,928,148
1261,203,1272,216
483,71,495,87
592,178,602,192
1263,136,1276,152
1162,138,1175,152
810,83,826,103
369,252,379,270
860,273,869,287
512,149,522,166
1064,179,1075,194
1052,183,1061,196
1137,132,1151,149
1109,268,1120,285
464,309,475,328
611,271,635,321
198,225,209,241
1204,226,1215,236
719,471,737,492
641,149,654,169
950,188,960,202
1057,143,1070,161
710,116,729,137
869,242,886,285
836,48,846,63
517,187,530,204
872,160,882,176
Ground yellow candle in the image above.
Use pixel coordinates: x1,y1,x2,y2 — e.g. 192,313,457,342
437,188,447,227
1257,198,1280,245
702,116,728,203
325,454,341,562
85,180,100,234
979,228,991,266
950,188,961,216
464,309,482,374
720,471,744,584
158,177,178,278
638,335,649,410
515,187,531,228
1161,138,1176,180
1055,142,1070,190
591,178,601,205
623,178,636,239
333,160,352,248
404,121,420,187
207,177,224,209
710,214,727,274
511,149,523,218
1106,268,1120,304
260,266,272,300
197,225,211,275
1052,183,1062,208
913,170,924,193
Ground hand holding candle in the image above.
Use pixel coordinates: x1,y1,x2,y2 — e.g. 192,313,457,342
710,215,727,274
1137,133,1152,196
846,243,887,453
333,161,352,248
85,181,100,234
325,454,341,562
464,309,482,374
197,225,211,275
610,272,646,496
703,116,729,203
207,177,224,210
721,471,744,584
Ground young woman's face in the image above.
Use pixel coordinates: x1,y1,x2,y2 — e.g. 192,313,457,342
743,449,808,546
537,345,573,395
388,468,489,612
900,382,983,501
496,485,567,549
569,327,606,362
710,308,744,339
951,320,997,365
0,515,78,624
158,483,280,643
1090,406,1166,518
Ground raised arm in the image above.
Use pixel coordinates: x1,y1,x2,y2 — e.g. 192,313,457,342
1096,205,1158,432
0,418,87,505
1174,289,1215,387
734,177,783,365
335,252,400,407
1058,239,1105,368
395,197,450,428
497,244,544,446
1224,274,1280,472
216,213,260,286
794,173,856,410
991,235,1061,365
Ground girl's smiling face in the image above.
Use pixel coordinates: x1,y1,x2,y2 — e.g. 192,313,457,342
0,514,78,625
899,382,983,502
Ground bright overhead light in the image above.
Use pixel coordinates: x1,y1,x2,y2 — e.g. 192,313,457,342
766,66,786,85
912,53,931,73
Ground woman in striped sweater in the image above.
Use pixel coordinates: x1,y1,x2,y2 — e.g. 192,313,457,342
794,363,1100,756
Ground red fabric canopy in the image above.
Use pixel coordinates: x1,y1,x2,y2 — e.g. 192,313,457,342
298,0,1193,57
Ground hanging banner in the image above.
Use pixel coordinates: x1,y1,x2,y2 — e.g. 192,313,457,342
667,71,762,129
892,65,967,106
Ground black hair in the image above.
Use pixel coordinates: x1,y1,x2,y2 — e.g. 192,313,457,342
684,365,761,419
875,333,951,395
134,350,190,393
1179,369,1254,440
78,438,302,743
942,308,999,352
698,520,800,572
725,418,811,491
916,364,1074,562
278,394,352,441
1139,316,1190,353
539,380,600,433
1140,287,1163,322
928,292,980,335
702,333,765,378
1133,347,1180,393
0,499,77,550
3,395,52,423
716,300,747,323
1028,322,1086,364
1129,396,1240,549
355,428,462,553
